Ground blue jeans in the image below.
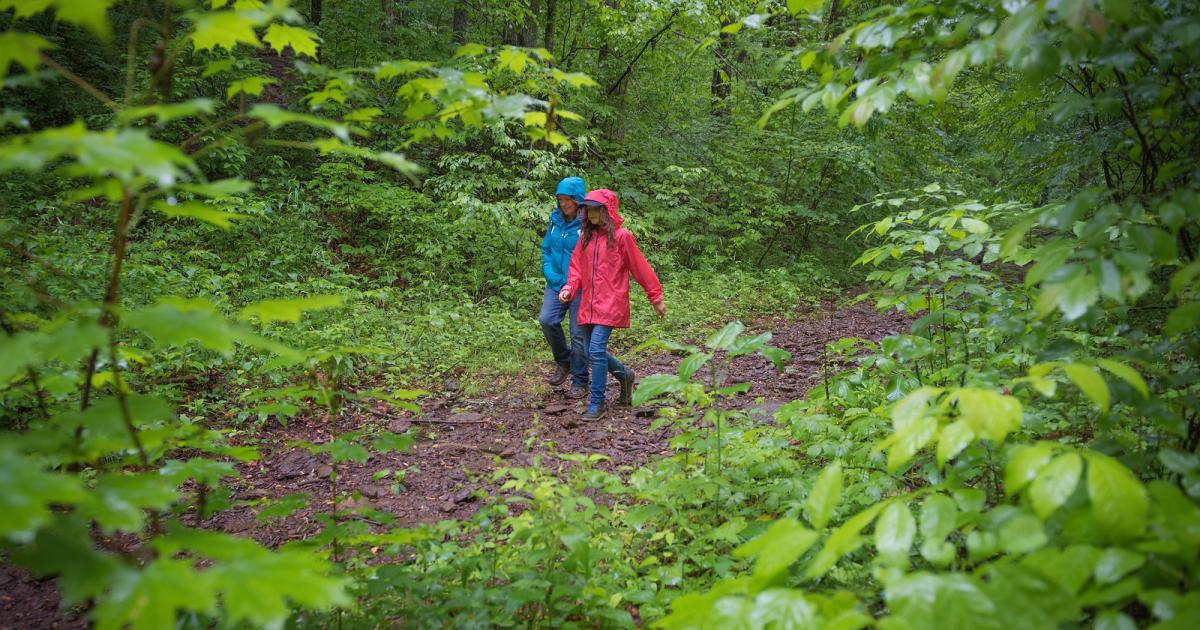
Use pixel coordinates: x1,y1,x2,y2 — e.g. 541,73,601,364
580,324,629,407
539,287,587,387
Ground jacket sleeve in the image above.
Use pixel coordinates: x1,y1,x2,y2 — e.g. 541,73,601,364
620,230,663,305
540,224,559,287
562,239,584,299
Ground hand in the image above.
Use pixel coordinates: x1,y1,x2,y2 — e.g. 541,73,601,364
653,301,666,318
558,288,572,303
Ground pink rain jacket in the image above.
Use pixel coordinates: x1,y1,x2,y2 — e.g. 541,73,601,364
562,189,663,328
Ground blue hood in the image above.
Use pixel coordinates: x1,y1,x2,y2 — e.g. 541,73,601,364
542,176,587,291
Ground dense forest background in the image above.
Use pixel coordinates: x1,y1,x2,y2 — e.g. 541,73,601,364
1,0,1198,628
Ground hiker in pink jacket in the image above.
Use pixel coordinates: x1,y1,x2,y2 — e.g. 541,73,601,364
558,189,665,420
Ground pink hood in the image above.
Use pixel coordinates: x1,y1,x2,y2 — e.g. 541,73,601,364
563,189,662,328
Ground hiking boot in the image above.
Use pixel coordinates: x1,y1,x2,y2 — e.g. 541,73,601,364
565,385,587,399
548,363,569,386
618,369,636,407
581,404,607,421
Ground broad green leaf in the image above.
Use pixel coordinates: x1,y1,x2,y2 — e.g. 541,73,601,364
497,46,531,74
93,558,217,630
805,461,843,530
263,23,319,58
885,572,999,630
788,0,824,14
453,43,487,58
1062,363,1110,411
1029,452,1081,519
1096,359,1148,398
83,473,179,534
937,420,974,467
152,200,247,229
189,10,263,52
0,31,52,84
116,99,217,125
239,295,345,323
1000,213,1039,258
804,503,885,580
320,438,368,464
1093,548,1144,585
734,518,818,585
953,387,1022,444
875,500,916,564
920,494,957,543
998,513,1047,554
1006,442,1056,496
155,526,350,626
177,178,253,198
123,299,240,353
248,104,350,140
373,431,414,453
706,321,745,350
0,123,196,183
1165,302,1200,336
1084,451,1148,541
0,448,85,542
226,76,276,100
631,373,684,406
677,352,712,381
888,412,937,472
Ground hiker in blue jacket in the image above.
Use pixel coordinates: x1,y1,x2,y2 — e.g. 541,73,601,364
539,176,588,398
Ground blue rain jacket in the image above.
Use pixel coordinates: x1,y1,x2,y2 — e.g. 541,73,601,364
541,176,586,292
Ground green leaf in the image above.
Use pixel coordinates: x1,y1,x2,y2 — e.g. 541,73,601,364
453,43,487,58
788,0,824,15
1095,359,1148,398
497,46,531,73
123,299,240,354
93,558,217,630
920,494,957,543
248,104,350,140
83,473,179,534
320,438,368,464
805,461,843,530
152,200,247,229
226,76,276,100
1093,548,1144,585
1062,363,1110,411
155,527,350,626
677,352,712,381
804,503,885,580
176,178,253,198
734,518,818,586
1000,213,1039,258
706,321,745,350
116,99,216,126
0,447,85,542
189,10,263,52
1165,302,1200,336
263,23,319,58
953,387,1022,444
0,31,52,84
255,493,309,522
1084,451,1148,541
937,420,974,468
1029,452,1081,519
875,500,917,564
239,295,345,323
998,513,1047,554
631,373,684,406
1006,442,1056,495
373,431,414,454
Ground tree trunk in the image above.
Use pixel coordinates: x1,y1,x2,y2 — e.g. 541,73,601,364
710,31,733,117
452,1,468,44
544,0,557,53
311,0,322,25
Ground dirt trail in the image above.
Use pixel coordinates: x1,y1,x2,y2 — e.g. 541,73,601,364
0,301,907,628
210,300,908,543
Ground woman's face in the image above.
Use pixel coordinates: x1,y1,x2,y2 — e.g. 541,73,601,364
558,195,579,219
587,206,604,225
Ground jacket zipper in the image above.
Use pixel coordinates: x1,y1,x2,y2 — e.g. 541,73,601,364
589,236,599,320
